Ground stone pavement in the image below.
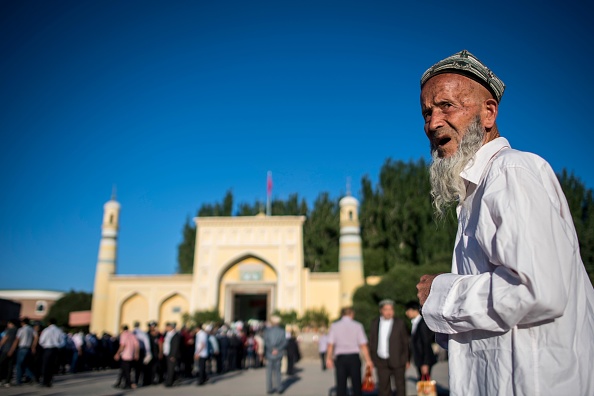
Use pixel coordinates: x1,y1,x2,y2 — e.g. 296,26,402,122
1,359,449,396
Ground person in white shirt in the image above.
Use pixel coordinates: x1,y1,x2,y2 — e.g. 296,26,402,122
317,329,328,371
12,317,38,385
194,324,209,386
416,49,594,395
38,318,64,387
368,300,409,396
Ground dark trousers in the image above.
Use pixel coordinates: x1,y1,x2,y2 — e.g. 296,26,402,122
144,358,154,386
287,352,296,375
0,350,14,383
266,357,282,393
41,348,59,386
320,352,327,371
415,364,433,381
197,357,207,385
165,356,176,386
120,360,133,388
335,354,361,396
133,350,145,385
375,358,405,396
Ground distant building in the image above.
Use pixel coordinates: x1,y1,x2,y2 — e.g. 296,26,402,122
90,192,366,335
0,290,64,321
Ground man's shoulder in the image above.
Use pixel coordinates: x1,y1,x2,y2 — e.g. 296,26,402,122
488,147,551,177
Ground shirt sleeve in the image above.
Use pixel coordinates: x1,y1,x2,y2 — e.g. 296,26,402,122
423,164,576,334
357,323,368,345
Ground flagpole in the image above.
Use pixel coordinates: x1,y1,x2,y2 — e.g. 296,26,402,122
266,171,272,216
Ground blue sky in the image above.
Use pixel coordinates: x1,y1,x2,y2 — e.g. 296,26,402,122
1,0,592,293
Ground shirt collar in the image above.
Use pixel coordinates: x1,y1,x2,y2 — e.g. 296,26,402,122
411,315,422,326
379,316,393,323
460,137,511,185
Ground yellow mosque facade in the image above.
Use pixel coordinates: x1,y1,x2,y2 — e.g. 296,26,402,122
90,194,366,335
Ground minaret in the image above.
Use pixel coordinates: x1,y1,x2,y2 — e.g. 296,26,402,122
338,187,364,307
90,191,120,334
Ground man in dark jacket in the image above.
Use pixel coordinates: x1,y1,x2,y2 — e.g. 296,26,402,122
368,300,409,396
405,301,436,379
162,322,181,387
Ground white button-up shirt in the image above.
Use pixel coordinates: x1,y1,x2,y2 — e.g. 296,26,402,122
377,317,392,359
410,314,421,336
423,138,594,395
39,324,64,349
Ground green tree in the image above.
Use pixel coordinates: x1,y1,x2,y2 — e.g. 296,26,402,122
197,190,234,216
558,169,594,284
272,309,299,325
177,190,234,274
44,290,93,328
182,309,223,328
303,192,339,272
352,262,450,333
177,217,196,274
360,159,457,275
299,307,330,328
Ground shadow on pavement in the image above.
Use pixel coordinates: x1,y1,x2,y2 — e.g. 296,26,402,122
280,374,301,392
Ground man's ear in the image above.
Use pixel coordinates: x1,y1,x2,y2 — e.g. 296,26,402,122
482,98,498,129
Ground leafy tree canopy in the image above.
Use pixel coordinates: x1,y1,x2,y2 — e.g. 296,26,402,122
45,290,92,328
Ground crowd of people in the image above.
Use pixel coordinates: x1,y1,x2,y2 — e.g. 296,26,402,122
0,316,302,390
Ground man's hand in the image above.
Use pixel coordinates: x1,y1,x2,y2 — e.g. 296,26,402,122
326,357,334,370
421,365,429,375
365,360,374,371
417,274,439,306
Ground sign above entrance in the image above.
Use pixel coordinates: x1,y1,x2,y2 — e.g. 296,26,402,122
240,264,264,282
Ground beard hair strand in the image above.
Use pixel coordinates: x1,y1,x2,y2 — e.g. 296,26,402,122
429,116,485,220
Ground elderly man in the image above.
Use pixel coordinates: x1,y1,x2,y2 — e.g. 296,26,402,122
416,50,594,395
368,300,409,396
263,315,286,395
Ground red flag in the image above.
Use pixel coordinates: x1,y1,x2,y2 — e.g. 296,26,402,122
267,171,273,196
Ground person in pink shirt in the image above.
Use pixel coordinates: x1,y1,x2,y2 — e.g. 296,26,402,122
114,325,139,390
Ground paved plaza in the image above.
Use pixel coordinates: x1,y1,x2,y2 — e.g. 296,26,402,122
0,359,448,396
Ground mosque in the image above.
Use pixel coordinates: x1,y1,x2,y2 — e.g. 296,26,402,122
90,193,369,335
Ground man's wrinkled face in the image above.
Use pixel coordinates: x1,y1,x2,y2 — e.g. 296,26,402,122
380,304,394,320
420,74,484,158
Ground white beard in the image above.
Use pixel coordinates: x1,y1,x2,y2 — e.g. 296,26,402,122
429,117,485,219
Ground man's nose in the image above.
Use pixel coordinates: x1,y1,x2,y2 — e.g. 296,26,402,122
427,110,445,133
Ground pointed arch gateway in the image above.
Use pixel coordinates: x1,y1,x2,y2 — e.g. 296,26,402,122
119,292,148,329
159,293,189,329
217,254,278,323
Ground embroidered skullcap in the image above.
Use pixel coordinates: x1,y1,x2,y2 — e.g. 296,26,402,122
420,50,505,102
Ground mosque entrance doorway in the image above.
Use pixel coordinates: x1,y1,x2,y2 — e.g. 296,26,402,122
233,293,267,322
223,285,275,324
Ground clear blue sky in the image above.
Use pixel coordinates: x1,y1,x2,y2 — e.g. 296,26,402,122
1,0,592,293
